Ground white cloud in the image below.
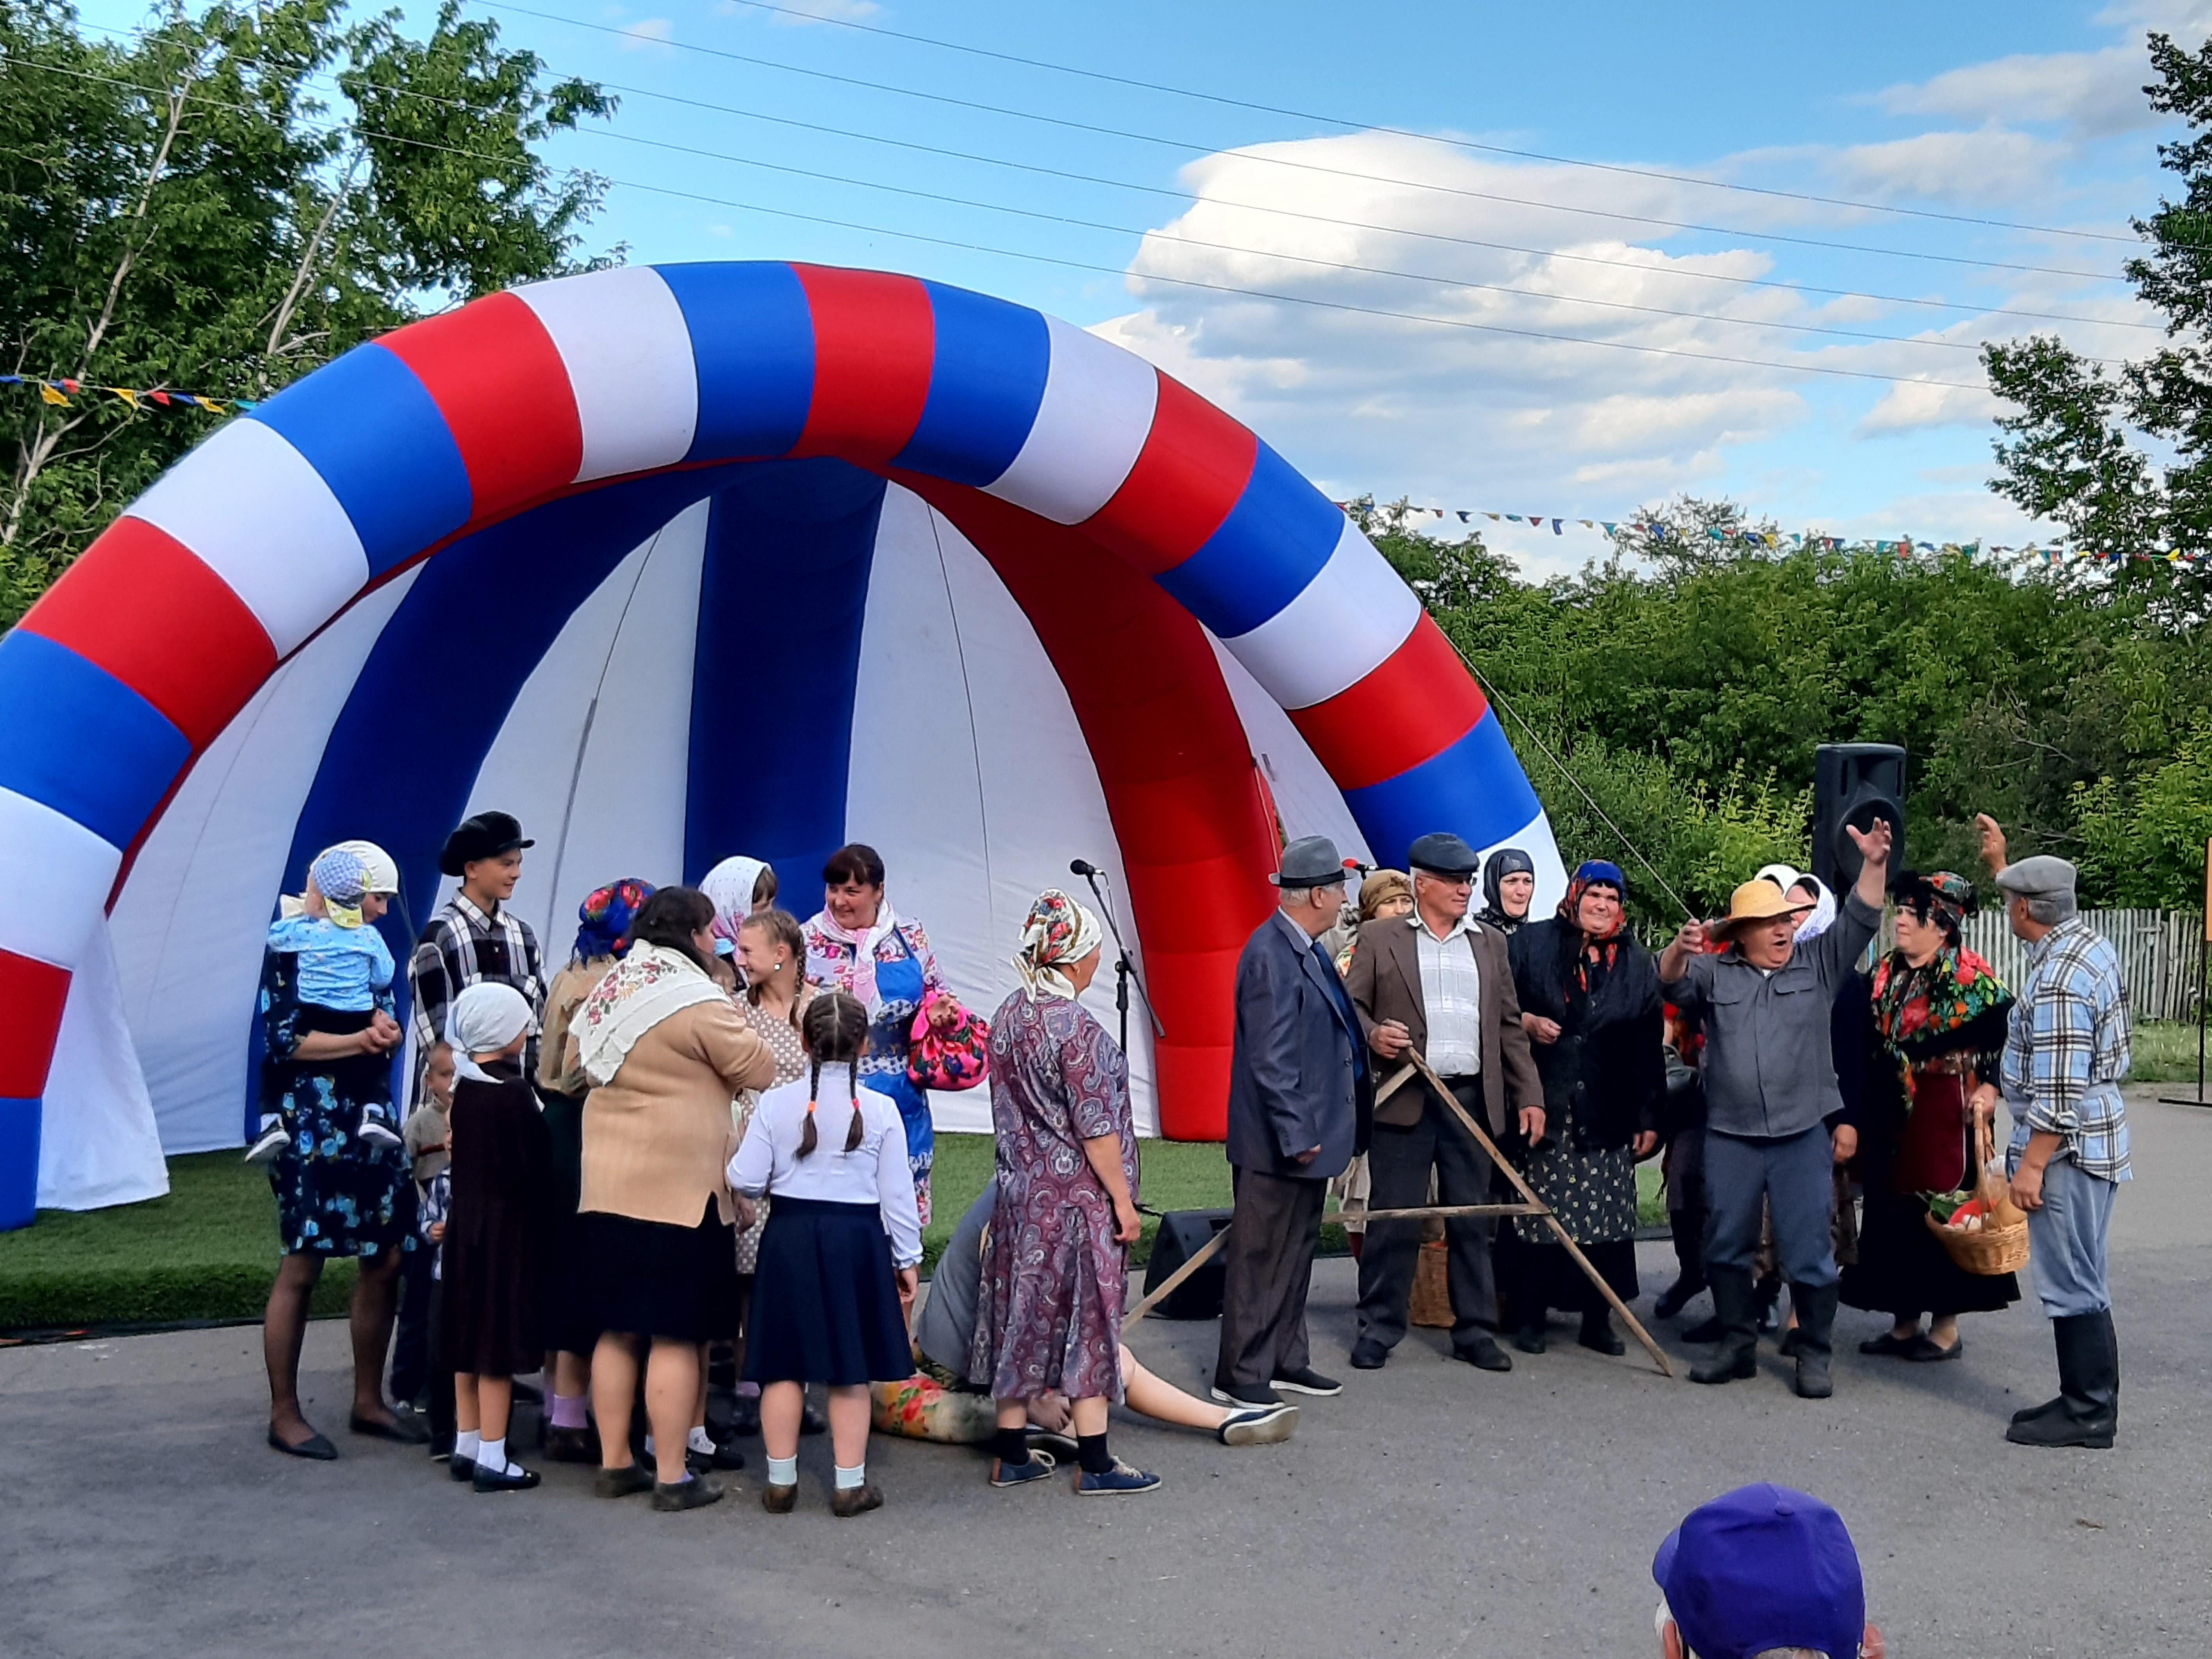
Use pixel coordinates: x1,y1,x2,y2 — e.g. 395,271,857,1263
1086,123,2149,535
1828,128,2076,204
615,16,673,51
1877,48,2154,139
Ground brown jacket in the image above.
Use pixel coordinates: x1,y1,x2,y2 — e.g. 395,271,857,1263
575,998,775,1229
1343,913,1541,1135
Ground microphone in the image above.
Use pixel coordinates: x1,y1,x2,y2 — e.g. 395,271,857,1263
1069,858,1103,879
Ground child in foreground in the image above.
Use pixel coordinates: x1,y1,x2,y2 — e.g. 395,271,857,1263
728,992,921,1518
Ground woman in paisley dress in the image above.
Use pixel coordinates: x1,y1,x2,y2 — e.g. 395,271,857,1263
801,843,963,1226
1841,871,2018,1360
969,889,1159,1496
257,874,425,1459
1501,861,1666,1357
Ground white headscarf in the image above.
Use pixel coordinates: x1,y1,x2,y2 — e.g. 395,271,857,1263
1791,874,1838,942
1753,862,1802,893
572,943,726,1087
447,982,537,1083
701,856,767,930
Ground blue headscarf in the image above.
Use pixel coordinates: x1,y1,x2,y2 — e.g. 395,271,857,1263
573,878,655,964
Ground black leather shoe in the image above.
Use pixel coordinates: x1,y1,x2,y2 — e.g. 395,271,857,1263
1860,1329,1920,1357
1511,1325,1547,1355
473,1462,542,1493
350,1409,430,1445
1653,1276,1703,1322
1577,1316,1626,1357
1452,1336,1513,1373
448,1451,475,1482
267,1426,338,1461
1349,1339,1389,1370
652,1475,724,1511
544,1425,596,1464
594,1462,655,1499
1271,1366,1342,1397
2006,1312,2117,1449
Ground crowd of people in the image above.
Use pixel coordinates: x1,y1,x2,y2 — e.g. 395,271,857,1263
249,796,2135,1521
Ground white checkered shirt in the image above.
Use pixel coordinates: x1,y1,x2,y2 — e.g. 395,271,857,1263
1412,911,1483,1077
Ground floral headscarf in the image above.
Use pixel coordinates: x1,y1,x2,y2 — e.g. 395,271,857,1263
1012,887,1104,1003
700,856,770,953
573,878,655,964
1896,869,1972,941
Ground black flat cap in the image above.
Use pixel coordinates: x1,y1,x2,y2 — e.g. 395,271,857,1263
1270,834,1350,887
1407,831,1480,877
438,810,534,877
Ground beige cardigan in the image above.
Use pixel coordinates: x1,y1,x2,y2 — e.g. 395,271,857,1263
575,997,774,1229
538,956,612,1098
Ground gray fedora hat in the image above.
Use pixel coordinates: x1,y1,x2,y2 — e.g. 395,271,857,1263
1270,834,1350,887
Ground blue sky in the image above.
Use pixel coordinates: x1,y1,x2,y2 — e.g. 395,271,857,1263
87,0,2210,575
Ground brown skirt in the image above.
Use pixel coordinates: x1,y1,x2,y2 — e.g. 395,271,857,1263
441,1075,549,1377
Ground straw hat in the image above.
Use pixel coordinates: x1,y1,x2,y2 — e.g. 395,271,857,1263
1712,878,1817,939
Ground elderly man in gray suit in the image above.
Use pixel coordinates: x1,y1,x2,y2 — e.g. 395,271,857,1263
1213,836,1374,1411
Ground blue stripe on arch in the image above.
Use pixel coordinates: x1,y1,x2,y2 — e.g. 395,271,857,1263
1339,710,1541,874
892,283,1049,487
1152,440,1342,638
0,629,189,850
657,262,816,462
248,342,472,577
685,460,887,889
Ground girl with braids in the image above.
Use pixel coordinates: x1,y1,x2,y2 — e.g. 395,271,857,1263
728,990,922,1518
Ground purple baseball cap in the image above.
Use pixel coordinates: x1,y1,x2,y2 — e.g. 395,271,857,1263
1654,1484,1864,1659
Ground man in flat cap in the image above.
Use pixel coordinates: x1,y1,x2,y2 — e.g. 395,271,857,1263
1659,815,1892,1399
1972,820,2130,1449
1342,831,1542,1374
407,811,546,1111
1214,835,1373,1409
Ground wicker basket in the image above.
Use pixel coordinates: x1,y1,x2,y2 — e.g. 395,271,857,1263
1410,1239,1454,1327
1924,1117,2031,1276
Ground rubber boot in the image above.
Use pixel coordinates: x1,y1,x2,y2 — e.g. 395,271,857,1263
2008,1311,2118,1449
1789,1282,1838,1399
1654,1208,1707,1321
1689,1267,1759,1385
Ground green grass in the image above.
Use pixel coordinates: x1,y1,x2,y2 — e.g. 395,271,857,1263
0,1151,354,1333
2129,1020,2207,1086
0,1133,1668,1333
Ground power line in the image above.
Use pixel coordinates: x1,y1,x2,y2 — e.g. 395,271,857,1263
52,18,2165,335
469,0,2137,284
704,0,2148,250
12,51,2116,365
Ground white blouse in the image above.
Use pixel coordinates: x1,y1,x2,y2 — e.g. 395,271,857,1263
726,1063,924,1268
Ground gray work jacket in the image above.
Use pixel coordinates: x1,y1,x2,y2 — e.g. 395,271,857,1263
1660,891,1880,1141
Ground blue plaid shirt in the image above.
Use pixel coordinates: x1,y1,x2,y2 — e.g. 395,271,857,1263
2000,916,2131,1183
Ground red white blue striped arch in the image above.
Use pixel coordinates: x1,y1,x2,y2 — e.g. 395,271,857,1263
0,261,1562,1226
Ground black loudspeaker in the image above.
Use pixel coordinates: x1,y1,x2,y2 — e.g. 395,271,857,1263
1812,743,1907,897
1141,1209,1234,1320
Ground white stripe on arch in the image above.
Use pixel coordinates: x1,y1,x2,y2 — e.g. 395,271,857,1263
983,316,1158,528
516,267,701,484
1215,516,1422,711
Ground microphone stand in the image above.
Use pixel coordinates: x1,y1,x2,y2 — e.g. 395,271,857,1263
1078,865,1165,1055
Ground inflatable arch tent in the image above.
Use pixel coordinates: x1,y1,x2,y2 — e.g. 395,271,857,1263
0,261,1566,1228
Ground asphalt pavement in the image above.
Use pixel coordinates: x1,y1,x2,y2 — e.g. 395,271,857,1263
4,1086,2207,1658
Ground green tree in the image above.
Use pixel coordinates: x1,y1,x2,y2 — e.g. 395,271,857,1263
0,0,616,626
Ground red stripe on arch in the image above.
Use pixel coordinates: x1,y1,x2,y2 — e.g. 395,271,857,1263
0,951,71,1098
378,293,583,526
790,265,934,465
19,517,278,752
898,470,1277,1141
1082,373,1255,576
1288,614,1487,790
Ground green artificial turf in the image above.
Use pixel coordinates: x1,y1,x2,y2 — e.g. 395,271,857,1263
1,1134,1668,1333
0,1151,353,1333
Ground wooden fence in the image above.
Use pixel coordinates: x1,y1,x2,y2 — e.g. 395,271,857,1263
1956,908,2204,1024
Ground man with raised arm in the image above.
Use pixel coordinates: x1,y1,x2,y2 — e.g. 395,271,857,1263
1659,818,1891,1399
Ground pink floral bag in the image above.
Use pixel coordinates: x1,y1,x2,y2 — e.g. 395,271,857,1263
908,991,990,1092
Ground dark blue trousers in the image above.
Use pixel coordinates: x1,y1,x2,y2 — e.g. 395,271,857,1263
1704,1125,1838,1289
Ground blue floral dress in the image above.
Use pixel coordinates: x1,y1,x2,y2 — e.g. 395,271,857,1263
803,915,947,1225
259,948,415,1258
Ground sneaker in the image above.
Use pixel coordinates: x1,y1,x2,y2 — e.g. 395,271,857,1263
242,1124,289,1166
1208,1381,1283,1409
1270,1366,1343,1398
989,1452,1057,1488
1216,1402,1299,1446
1024,1427,1080,1463
359,1120,403,1150
1076,1457,1161,1496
